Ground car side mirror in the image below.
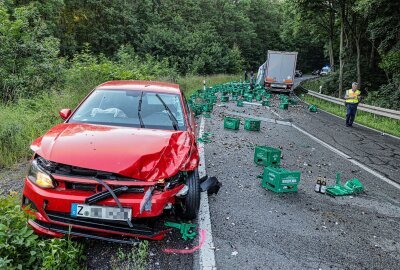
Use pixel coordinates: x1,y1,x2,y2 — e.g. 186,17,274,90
59,109,71,120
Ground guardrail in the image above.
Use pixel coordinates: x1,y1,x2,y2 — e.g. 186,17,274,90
299,86,400,120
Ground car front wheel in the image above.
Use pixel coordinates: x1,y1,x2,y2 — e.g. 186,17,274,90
180,170,200,220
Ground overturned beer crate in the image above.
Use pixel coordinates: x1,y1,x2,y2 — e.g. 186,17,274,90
262,167,301,193
224,117,240,130
254,146,281,167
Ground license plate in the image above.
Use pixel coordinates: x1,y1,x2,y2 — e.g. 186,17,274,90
271,84,285,88
71,203,132,221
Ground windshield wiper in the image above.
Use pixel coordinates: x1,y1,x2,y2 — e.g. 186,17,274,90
155,94,179,130
138,91,145,128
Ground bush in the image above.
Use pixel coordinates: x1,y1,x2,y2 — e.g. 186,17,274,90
0,2,65,102
0,194,85,269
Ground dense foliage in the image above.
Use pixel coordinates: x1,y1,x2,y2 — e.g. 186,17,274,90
287,0,399,109
1,0,398,108
0,194,85,269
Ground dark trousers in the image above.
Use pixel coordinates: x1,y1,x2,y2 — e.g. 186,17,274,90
345,103,358,126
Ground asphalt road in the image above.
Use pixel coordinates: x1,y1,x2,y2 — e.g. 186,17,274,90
204,81,400,269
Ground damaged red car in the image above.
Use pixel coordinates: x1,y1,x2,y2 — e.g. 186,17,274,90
22,80,200,242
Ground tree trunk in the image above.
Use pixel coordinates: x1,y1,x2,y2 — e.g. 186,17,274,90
355,37,361,87
369,40,375,70
329,7,335,71
338,11,345,98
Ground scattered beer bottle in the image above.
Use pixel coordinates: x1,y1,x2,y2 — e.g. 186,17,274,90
315,175,322,193
321,176,327,194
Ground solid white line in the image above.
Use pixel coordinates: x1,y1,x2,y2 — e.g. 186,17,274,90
242,101,399,189
197,116,217,270
269,107,400,190
292,123,400,190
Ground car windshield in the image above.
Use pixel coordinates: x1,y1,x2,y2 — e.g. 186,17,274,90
68,90,186,130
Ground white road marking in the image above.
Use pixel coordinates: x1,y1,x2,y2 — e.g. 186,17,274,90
197,116,217,270
231,102,400,190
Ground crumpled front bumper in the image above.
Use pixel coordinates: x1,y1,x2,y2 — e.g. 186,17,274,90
22,178,184,241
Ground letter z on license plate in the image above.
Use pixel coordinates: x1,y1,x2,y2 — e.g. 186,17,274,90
71,203,132,221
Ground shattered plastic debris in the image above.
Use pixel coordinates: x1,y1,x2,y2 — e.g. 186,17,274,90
200,175,222,195
198,132,213,143
164,222,197,241
326,173,364,197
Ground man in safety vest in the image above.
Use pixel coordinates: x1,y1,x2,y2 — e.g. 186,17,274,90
344,82,362,127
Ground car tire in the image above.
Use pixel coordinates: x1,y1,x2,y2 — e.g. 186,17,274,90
181,170,200,220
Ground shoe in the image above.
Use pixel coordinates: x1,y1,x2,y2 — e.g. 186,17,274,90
346,124,352,127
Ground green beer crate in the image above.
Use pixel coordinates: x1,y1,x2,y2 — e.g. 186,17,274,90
244,118,261,131
245,95,253,102
224,117,240,130
206,96,217,104
289,98,298,105
202,103,213,113
262,100,270,106
253,146,281,167
279,103,288,110
308,104,317,112
262,167,301,193
221,96,229,102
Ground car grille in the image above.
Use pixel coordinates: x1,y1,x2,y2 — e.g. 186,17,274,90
45,210,162,237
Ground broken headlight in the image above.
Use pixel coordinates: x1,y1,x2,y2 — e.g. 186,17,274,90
27,159,56,189
155,172,187,191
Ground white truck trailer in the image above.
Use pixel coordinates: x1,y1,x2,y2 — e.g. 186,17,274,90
263,50,298,93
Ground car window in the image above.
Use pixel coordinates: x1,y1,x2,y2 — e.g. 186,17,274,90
69,90,186,130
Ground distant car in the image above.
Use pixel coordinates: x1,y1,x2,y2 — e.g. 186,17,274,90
312,69,320,76
22,80,200,242
320,67,331,76
295,70,303,77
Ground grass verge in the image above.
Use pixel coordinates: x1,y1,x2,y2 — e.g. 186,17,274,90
303,95,400,137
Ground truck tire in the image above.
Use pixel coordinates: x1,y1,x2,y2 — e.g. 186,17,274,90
181,170,200,220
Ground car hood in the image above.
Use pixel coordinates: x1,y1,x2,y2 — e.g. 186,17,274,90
31,123,199,181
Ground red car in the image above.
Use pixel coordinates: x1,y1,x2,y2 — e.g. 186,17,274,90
22,80,200,242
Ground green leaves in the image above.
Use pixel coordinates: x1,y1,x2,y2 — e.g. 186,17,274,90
0,194,85,270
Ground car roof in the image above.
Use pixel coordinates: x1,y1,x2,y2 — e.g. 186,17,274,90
96,80,182,94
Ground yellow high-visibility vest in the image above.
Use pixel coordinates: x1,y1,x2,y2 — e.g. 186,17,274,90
346,89,361,103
